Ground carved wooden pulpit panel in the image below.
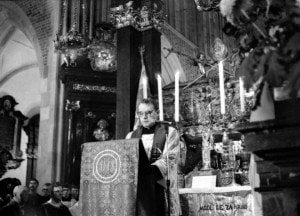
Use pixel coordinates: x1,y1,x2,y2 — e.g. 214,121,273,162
0,95,27,178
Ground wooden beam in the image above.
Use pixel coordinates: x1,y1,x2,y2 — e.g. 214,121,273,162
116,26,141,139
141,28,161,96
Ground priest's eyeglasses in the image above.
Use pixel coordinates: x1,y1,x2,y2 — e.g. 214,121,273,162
137,110,155,118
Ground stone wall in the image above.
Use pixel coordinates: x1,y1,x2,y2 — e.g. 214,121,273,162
15,0,57,78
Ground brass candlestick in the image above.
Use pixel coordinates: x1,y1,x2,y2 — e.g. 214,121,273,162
201,130,212,170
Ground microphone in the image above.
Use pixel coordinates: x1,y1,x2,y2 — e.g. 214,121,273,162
155,120,174,126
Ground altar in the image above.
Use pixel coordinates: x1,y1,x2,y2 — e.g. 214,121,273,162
179,186,253,216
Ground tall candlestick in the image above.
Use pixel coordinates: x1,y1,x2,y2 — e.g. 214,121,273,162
89,0,94,39
142,76,147,99
81,0,87,35
62,0,68,35
218,61,226,115
157,74,164,121
174,71,180,122
239,77,245,113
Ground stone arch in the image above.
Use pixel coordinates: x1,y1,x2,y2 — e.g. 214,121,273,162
0,2,44,77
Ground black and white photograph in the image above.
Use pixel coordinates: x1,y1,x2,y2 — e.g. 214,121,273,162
0,0,300,215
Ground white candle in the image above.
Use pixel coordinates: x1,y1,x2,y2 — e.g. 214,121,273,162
218,61,226,115
174,71,180,122
157,74,164,121
239,77,245,112
142,76,147,99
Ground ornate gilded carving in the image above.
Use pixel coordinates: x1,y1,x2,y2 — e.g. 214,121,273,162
65,100,80,111
110,1,165,31
72,83,116,94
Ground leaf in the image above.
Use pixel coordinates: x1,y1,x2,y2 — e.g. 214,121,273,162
265,50,286,87
239,48,265,90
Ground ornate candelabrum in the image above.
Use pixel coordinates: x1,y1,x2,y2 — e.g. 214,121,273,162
87,23,117,72
216,131,237,187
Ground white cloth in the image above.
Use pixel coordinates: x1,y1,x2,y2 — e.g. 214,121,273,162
141,134,154,159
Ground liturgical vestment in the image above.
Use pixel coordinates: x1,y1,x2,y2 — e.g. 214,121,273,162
126,124,181,216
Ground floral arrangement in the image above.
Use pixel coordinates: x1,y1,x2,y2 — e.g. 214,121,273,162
220,0,300,105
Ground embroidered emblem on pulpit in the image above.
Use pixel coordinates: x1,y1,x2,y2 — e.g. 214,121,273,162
93,149,121,183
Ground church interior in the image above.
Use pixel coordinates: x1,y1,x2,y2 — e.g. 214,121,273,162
0,0,300,215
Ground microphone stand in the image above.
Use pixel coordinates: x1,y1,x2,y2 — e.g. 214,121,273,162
166,134,171,216
159,120,179,216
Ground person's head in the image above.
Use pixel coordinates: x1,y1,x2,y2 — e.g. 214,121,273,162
62,185,70,198
0,177,21,199
28,178,39,192
13,185,29,205
70,185,79,199
42,183,51,196
137,98,158,129
50,183,63,203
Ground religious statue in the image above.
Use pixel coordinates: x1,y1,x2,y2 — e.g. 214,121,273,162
139,6,150,28
93,119,110,141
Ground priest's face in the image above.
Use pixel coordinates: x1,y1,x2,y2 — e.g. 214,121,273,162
137,103,157,129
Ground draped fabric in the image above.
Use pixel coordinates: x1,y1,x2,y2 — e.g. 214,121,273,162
79,139,140,216
180,190,253,216
133,48,152,130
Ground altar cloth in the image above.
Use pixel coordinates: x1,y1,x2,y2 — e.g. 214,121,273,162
180,187,253,216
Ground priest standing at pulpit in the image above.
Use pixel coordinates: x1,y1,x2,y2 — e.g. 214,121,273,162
126,98,181,216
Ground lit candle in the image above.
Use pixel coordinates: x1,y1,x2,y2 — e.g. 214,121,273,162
174,71,180,122
239,77,245,112
62,0,68,35
218,61,226,115
157,74,164,121
142,76,147,99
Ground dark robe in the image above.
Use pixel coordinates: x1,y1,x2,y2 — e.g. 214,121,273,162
131,124,167,216
41,202,72,216
24,193,43,216
40,195,50,204
0,199,23,216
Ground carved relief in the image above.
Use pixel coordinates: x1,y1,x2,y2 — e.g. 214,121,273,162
72,83,116,94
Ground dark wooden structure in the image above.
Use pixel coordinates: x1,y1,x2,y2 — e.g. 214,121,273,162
115,26,161,139
60,58,116,186
237,99,300,216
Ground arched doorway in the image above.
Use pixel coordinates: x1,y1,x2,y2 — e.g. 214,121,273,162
0,3,42,184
